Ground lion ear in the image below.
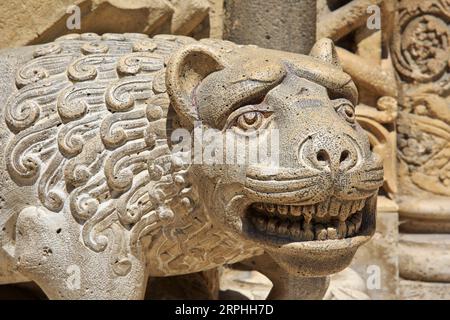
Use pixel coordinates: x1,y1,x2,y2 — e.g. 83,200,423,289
309,38,342,70
166,44,224,128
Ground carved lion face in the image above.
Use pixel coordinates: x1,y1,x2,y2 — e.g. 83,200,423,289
167,39,383,276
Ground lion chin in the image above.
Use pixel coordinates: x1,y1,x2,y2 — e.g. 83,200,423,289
223,190,378,276
246,195,377,276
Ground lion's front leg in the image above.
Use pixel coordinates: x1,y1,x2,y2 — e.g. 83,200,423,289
266,273,329,300
14,206,147,300
238,254,330,300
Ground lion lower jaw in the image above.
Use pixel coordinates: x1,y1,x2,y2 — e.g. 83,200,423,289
247,197,367,241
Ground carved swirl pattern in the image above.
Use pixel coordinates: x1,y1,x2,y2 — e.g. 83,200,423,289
117,52,165,75
16,54,75,88
67,54,118,82
5,76,67,133
105,75,154,112
33,42,62,58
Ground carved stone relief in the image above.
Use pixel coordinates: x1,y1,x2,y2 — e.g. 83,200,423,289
394,0,450,203
0,32,382,299
388,0,450,298
0,0,448,301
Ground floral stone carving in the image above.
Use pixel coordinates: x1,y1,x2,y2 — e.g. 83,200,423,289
0,33,382,299
388,0,450,293
391,0,450,233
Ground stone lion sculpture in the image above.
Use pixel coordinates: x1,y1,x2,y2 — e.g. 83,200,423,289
0,33,383,299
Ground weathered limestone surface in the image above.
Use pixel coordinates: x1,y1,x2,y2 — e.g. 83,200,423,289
317,0,386,42
325,267,371,300
350,197,399,299
0,0,224,49
400,279,450,300
391,0,450,297
399,234,450,282
223,0,317,54
0,46,36,285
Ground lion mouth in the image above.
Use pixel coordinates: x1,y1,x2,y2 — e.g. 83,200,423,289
244,197,369,242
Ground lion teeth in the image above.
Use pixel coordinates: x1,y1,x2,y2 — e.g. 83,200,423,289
252,199,366,220
267,218,278,234
278,220,290,236
250,214,363,241
253,216,267,232
290,205,302,216
315,224,327,240
358,199,366,211
346,220,356,236
337,221,347,239
289,223,303,239
265,203,276,214
302,205,314,222
254,203,264,211
329,198,340,217
339,201,352,220
351,201,360,214
249,197,368,241
303,221,314,241
316,199,329,217
351,212,362,231
327,227,338,240
277,204,289,215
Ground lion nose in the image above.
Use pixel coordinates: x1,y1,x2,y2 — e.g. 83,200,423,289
300,134,359,173
315,148,354,172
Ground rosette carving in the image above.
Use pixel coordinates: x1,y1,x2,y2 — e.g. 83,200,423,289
392,0,450,83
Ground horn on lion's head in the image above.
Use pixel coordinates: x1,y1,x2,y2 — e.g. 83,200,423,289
309,38,342,70
285,38,358,105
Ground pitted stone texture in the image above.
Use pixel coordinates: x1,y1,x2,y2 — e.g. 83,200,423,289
399,234,450,283
223,0,316,54
349,197,399,300
0,0,224,49
400,280,450,300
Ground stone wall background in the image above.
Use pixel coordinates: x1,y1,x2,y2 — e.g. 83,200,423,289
0,0,224,49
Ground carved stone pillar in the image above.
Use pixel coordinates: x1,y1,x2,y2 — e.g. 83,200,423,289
390,0,450,299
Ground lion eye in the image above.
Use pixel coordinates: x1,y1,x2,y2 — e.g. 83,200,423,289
335,100,356,124
236,111,264,130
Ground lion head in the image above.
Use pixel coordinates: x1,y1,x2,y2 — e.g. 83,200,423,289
166,38,383,276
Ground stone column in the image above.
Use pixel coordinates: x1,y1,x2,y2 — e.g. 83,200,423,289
223,0,317,54
389,0,450,299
